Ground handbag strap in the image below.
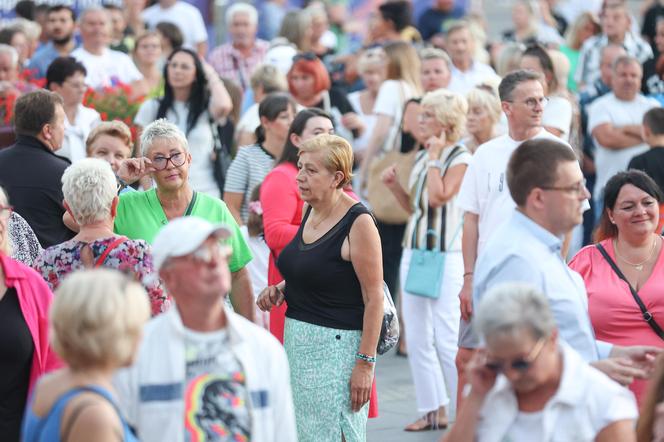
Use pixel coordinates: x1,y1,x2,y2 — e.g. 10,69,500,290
94,237,127,268
410,145,465,250
595,243,664,340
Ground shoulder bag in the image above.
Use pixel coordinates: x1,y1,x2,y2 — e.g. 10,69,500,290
595,243,664,340
404,146,465,299
366,83,416,225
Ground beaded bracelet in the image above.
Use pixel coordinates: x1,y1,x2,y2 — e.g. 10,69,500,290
356,352,376,364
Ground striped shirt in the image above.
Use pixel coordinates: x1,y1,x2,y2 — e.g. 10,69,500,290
403,144,471,252
576,32,652,88
207,40,270,91
224,144,276,222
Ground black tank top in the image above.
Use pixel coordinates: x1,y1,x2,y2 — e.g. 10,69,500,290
277,203,370,330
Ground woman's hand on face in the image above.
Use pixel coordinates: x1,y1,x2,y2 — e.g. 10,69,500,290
467,350,498,398
256,286,285,312
350,361,374,412
117,157,156,184
380,164,398,188
425,135,447,158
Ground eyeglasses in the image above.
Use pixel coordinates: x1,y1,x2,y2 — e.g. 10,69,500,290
485,338,546,374
292,52,318,62
0,204,13,220
540,179,588,196
505,96,549,109
151,152,186,171
188,243,232,265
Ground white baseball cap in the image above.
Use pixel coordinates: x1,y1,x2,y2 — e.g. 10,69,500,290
152,217,232,271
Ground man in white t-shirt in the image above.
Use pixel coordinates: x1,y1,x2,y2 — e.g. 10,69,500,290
141,0,208,57
445,20,498,96
588,55,660,219
454,69,568,406
70,7,142,90
114,217,297,442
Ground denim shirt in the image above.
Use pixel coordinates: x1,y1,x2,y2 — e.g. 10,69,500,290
472,210,612,361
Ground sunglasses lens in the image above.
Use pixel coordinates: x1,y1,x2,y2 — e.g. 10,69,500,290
511,360,530,372
485,362,502,372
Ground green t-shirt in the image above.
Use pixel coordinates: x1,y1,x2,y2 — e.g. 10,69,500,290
114,189,252,273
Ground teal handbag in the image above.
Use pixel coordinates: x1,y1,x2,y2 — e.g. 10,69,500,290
404,147,464,299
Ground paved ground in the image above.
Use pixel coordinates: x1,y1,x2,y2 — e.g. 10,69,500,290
367,349,448,442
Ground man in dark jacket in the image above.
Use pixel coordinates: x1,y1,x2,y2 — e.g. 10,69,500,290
0,89,74,247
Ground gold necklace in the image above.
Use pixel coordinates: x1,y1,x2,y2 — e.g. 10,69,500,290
614,236,659,271
311,197,341,230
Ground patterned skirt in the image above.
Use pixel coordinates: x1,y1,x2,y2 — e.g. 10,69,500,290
284,318,369,442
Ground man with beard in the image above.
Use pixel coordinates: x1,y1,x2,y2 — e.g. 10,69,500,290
27,5,77,79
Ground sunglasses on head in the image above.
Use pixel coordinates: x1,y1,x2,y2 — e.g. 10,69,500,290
293,52,318,62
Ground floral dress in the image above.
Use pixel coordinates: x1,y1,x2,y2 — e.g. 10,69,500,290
32,236,168,315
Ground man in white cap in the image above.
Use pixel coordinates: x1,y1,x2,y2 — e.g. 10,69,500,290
114,217,297,442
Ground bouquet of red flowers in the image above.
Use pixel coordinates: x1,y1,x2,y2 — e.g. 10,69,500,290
83,81,146,141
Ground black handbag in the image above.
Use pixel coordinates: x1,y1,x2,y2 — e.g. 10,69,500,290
210,115,234,195
595,243,664,340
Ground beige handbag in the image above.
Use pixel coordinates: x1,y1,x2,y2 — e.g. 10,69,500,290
366,82,416,225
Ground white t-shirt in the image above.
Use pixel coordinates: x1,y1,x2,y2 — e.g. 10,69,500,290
59,105,101,163
476,343,637,442
448,61,499,96
503,411,544,442
347,91,377,153
135,99,220,197
71,47,142,89
372,79,415,153
457,128,566,253
236,102,260,137
542,96,573,142
142,1,208,49
587,92,660,199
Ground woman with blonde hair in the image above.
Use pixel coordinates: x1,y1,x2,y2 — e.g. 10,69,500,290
22,269,150,441
560,12,601,92
359,40,422,302
382,89,472,431
258,134,383,441
463,85,503,153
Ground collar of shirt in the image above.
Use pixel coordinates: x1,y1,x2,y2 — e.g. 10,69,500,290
512,210,562,254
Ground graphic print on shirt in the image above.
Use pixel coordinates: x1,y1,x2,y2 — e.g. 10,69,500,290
184,331,251,442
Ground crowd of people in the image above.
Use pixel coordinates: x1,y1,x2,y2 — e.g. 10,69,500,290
4,0,664,440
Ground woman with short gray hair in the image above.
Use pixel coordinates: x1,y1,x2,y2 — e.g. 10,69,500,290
441,283,638,442
32,158,167,315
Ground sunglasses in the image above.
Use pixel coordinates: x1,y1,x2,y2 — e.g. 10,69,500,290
292,52,318,62
485,338,546,374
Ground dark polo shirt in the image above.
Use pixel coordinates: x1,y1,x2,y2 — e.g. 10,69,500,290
0,135,74,248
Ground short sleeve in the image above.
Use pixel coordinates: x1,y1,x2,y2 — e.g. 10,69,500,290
237,105,260,133
219,205,253,272
449,150,472,168
120,53,143,82
543,97,573,133
568,245,595,281
587,99,612,134
456,156,480,214
590,374,638,432
373,80,401,118
190,8,208,44
131,240,169,315
135,99,159,127
224,148,251,194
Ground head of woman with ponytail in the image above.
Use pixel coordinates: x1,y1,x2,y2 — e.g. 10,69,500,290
254,92,297,154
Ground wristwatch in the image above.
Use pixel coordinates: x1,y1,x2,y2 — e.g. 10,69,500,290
427,159,445,171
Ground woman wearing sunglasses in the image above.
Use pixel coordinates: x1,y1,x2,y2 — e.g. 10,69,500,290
441,283,637,442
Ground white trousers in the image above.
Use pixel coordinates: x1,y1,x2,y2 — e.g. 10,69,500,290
400,248,462,416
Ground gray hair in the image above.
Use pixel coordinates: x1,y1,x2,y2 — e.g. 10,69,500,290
474,283,556,341
79,5,109,24
498,69,543,101
140,119,188,157
445,19,473,38
225,2,258,27
419,47,453,71
0,44,18,68
612,54,641,73
61,158,118,225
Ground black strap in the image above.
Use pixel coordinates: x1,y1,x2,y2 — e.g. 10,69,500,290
595,243,664,340
184,191,198,216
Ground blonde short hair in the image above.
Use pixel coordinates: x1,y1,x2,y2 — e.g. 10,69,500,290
62,158,117,225
86,120,133,155
299,134,353,188
421,89,468,143
250,64,288,94
466,86,502,124
50,269,150,370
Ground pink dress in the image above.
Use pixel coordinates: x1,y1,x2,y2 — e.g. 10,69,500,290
569,239,664,404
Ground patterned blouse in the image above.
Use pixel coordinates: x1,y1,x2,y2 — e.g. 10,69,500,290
32,236,168,315
8,212,42,266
